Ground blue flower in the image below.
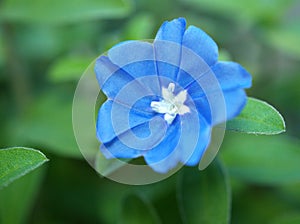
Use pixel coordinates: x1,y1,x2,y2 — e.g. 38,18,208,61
95,18,252,173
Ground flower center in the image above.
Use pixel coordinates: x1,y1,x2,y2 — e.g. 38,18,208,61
150,83,190,124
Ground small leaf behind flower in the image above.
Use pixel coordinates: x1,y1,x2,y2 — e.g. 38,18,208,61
178,160,231,224
226,97,285,135
0,147,48,189
118,194,161,224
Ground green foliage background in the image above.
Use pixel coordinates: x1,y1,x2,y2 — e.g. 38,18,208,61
0,0,300,223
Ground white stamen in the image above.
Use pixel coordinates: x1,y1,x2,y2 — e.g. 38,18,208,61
151,83,190,124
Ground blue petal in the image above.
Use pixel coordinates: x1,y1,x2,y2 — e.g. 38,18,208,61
100,116,168,159
95,56,134,99
177,112,203,165
191,88,247,125
121,61,161,95
184,114,211,166
185,61,251,101
223,89,247,120
108,41,155,68
107,41,159,94
97,99,154,144
185,61,251,119
182,25,218,66
176,48,212,88
95,56,160,107
96,41,161,98
143,116,182,173
187,96,211,124
154,18,186,81
211,61,252,90
143,109,211,172
100,141,141,159
155,18,186,43
181,67,226,102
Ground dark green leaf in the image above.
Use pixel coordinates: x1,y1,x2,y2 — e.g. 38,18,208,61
0,147,48,189
220,133,300,184
119,194,161,224
226,97,285,135
0,0,133,24
178,160,231,224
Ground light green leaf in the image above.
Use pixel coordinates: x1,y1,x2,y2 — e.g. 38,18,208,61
0,0,133,24
0,168,46,224
226,97,285,135
48,56,95,82
118,194,161,224
178,160,231,224
0,147,48,189
220,133,300,185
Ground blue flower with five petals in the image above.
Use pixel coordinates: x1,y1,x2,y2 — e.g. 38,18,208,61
95,18,252,173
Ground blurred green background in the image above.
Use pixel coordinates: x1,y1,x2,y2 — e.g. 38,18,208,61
1,0,300,223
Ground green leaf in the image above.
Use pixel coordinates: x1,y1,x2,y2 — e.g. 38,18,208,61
0,0,133,24
226,97,285,135
178,160,231,224
0,167,46,224
48,56,95,82
0,147,48,189
220,133,300,185
119,194,161,224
